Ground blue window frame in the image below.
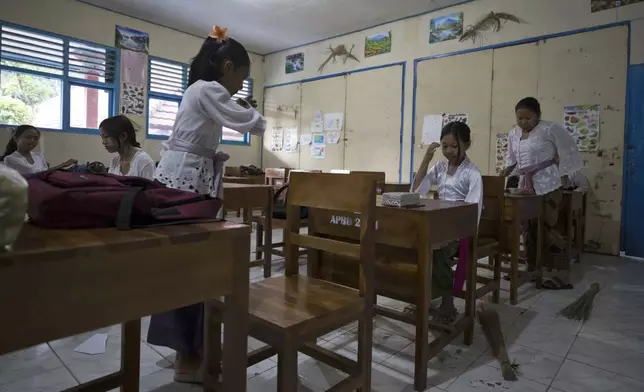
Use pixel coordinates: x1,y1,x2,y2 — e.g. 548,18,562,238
0,21,118,134
146,56,253,146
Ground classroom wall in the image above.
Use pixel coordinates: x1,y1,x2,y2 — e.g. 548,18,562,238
0,0,264,167
263,0,644,177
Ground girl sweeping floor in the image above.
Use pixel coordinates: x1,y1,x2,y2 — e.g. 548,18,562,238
147,26,266,383
409,121,483,322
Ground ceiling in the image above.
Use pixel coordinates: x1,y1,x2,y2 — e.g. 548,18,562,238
77,0,469,54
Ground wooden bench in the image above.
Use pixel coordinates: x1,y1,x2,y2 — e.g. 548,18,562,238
212,172,378,392
308,196,478,391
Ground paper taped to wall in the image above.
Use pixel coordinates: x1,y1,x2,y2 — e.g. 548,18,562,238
323,112,344,131
422,114,443,145
300,134,312,145
283,127,298,153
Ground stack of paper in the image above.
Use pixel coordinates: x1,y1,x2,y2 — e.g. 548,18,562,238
381,192,420,208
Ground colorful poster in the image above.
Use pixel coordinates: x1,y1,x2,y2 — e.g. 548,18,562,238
283,127,298,153
563,105,600,152
442,113,468,127
591,0,644,12
285,53,304,74
115,25,149,54
495,133,509,175
311,144,326,159
271,127,284,152
429,13,464,44
364,31,392,58
313,134,325,145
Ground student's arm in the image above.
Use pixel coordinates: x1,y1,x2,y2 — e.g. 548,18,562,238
135,155,156,180
199,83,266,136
466,170,483,222
549,123,582,177
2,155,26,174
411,142,440,193
501,130,518,177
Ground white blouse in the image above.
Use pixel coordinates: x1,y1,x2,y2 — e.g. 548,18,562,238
506,121,582,196
569,170,589,192
2,151,48,175
108,148,155,180
412,157,483,222
155,80,266,195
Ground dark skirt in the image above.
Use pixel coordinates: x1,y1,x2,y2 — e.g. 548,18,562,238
147,303,204,356
525,188,566,270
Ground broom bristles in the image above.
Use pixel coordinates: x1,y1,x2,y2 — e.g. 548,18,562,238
557,282,601,322
476,303,518,381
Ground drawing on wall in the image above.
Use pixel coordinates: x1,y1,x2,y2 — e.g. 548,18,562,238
459,12,526,44
364,31,392,58
326,131,341,144
442,113,468,127
564,105,600,152
311,144,326,159
283,127,299,153
495,133,509,174
271,127,284,152
120,83,145,115
115,25,149,53
429,13,464,44
591,0,644,12
285,53,304,74
318,44,360,73
323,112,344,131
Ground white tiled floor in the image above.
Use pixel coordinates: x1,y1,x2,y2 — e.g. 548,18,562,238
2,226,644,391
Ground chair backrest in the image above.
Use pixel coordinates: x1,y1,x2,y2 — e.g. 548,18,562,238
224,166,241,176
285,172,377,296
479,175,505,240
265,167,291,186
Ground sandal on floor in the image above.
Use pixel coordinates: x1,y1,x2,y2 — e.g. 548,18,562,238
541,276,573,290
431,308,458,324
504,272,536,282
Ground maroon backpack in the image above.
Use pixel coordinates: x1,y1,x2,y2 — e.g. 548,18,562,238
26,171,223,229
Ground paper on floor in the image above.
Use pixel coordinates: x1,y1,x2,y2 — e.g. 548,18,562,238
73,333,108,355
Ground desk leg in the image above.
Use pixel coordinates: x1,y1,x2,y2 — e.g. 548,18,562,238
510,214,521,306
464,237,476,345
565,208,573,270
219,235,250,392
264,189,273,278
575,212,583,263
535,204,544,289
120,320,141,392
414,231,431,392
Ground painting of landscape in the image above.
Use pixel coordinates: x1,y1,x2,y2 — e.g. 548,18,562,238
429,13,464,44
364,31,392,57
591,0,643,12
285,53,304,74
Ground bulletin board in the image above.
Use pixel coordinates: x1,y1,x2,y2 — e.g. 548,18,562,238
412,25,628,255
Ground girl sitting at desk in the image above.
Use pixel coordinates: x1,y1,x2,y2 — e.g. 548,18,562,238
100,115,155,180
410,121,483,323
1,125,75,175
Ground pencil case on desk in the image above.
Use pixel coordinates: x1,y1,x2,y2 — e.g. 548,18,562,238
381,192,420,208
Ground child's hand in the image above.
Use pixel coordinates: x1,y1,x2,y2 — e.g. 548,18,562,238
424,142,440,159
62,159,77,167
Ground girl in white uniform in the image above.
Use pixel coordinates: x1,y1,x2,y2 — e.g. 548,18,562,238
410,121,483,322
147,26,266,383
100,115,155,180
2,125,49,175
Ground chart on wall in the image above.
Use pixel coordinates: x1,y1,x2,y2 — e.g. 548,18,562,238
116,25,149,128
495,133,509,174
563,104,600,152
591,0,644,12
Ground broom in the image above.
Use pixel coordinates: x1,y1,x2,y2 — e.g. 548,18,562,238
556,282,601,322
476,303,519,381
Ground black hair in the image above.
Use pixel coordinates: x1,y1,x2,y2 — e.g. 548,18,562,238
2,124,39,160
188,37,250,87
515,97,542,117
440,121,472,159
99,115,141,148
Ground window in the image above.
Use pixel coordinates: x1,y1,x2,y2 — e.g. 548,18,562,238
147,58,187,139
0,22,118,132
146,57,253,146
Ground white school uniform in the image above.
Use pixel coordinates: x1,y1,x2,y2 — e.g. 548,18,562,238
154,80,266,196
568,170,589,192
107,148,155,180
505,121,582,196
412,157,483,222
2,151,48,175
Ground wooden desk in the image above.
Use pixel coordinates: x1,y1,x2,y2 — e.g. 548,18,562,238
223,175,265,185
0,222,250,392
308,198,478,391
379,182,411,194
223,183,274,275
562,190,585,265
503,194,544,304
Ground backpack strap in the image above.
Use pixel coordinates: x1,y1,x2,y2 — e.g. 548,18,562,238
273,183,289,204
116,187,143,230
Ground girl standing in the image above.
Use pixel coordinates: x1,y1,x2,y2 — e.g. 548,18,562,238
147,26,265,383
100,115,155,180
1,125,75,175
502,97,582,288
410,122,483,322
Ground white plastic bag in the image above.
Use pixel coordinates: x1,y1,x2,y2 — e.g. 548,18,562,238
0,164,28,251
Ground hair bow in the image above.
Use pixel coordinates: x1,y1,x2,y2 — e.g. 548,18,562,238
208,25,229,43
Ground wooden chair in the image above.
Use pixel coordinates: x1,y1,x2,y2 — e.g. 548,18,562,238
455,176,504,303
212,172,378,392
265,167,292,187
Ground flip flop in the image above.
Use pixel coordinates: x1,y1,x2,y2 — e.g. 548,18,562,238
541,276,573,290
504,273,536,282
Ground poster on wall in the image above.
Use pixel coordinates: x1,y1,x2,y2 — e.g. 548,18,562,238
495,133,509,174
285,53,304,74
283,127,299,153
442,113,468,127
563,104,600,152
364,31,392,58
429,13,464,44
115,25,149,54
591,0,644,12
120,83,145,116
326,131,341,144
300,134,312,145
311,144,326,159
323,112,344,131
422,114,443,145
271,127,284,152
120,50,147,85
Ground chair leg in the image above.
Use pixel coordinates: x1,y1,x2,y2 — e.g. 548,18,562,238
357,313,373,392
205,304,223,386
492,252,501,304
255,224,263,261
277,343,299,392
